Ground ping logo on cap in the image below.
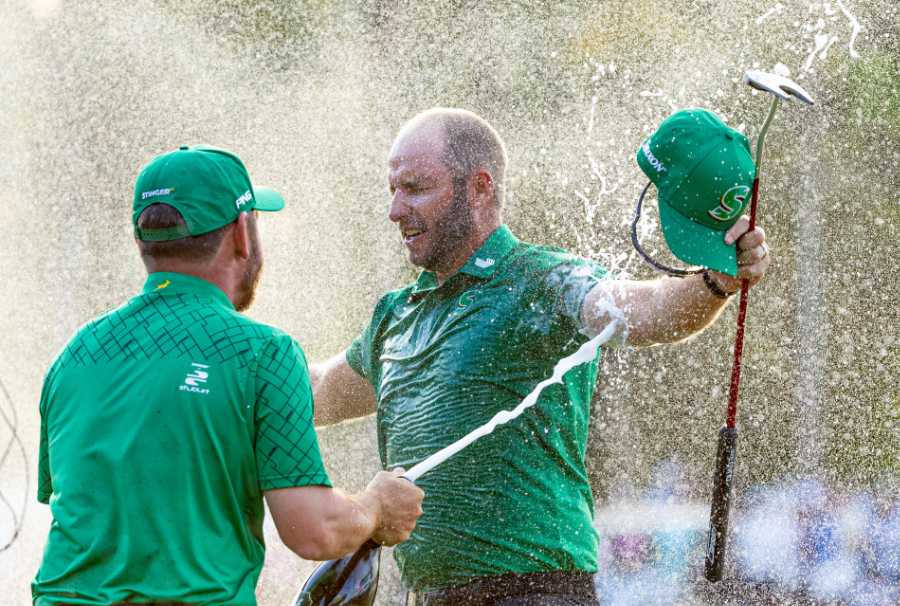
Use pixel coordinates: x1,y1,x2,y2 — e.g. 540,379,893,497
141,187,175,200
708,185,750,222
235,190,253,209
641,142,667,173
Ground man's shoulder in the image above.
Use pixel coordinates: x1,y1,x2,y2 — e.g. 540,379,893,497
372,283,417,313
505,239,602,276
56,293,295,370
169,296,301,360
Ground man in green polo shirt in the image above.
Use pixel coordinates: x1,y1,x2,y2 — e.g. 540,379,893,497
33,146,423,606
310,108,771,604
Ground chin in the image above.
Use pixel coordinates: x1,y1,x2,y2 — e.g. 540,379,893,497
235,291,256,312
406,249,428,269
410,254,440,272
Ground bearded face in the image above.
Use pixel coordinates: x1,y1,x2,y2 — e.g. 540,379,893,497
388,123,478,277
234,214,263,312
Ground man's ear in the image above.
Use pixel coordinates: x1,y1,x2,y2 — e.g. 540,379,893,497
470,168,495,208
232,212,251,260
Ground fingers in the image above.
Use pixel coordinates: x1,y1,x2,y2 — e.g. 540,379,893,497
711,218,772,293
735,238,771,286
737,226,766,251
724,216,751,245
369,470,424,546
737,241,769,266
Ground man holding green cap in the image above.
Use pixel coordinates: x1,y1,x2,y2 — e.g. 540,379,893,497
635,107,763,279
32,145,423,605
306,108,770,604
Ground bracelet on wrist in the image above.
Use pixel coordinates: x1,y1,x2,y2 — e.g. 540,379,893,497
702,270,737,299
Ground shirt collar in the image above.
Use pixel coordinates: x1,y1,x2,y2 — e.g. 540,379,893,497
142,272,235,310
458,225,519,279
410,225,519,296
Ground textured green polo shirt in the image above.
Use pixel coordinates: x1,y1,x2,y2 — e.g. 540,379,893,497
347,225,609,591
33,272,331,606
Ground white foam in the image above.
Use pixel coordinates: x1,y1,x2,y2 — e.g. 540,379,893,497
836,0,862,59
755,3,785,26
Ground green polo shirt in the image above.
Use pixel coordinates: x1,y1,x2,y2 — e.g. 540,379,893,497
347,225,609,591
33,272,331,606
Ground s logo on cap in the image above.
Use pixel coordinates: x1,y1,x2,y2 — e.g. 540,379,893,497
708,185,751,222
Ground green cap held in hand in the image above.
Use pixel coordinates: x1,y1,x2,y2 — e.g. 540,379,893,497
636,108,755,277
133,145,284,241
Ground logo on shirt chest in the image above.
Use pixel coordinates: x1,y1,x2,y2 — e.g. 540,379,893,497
179,362,211,395
457,291,477,309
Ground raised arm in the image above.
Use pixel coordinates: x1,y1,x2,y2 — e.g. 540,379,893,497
581,218,771,346
310,350,377,426
266,469,423,560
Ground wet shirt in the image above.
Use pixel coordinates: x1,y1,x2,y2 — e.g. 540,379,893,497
347,225,609,591
33,272,331,606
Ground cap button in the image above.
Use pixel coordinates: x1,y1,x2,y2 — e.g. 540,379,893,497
179,145,189,150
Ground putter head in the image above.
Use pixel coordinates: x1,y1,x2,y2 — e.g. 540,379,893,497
743,70,815,105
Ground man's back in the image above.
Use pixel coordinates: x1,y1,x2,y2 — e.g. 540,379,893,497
34,272,330,606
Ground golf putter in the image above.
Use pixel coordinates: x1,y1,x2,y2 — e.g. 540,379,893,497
704,70,814,583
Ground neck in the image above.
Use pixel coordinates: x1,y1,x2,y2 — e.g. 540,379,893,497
434,221,500,285
146,261,239,306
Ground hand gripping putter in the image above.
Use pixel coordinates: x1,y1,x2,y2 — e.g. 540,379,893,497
704,70,814,583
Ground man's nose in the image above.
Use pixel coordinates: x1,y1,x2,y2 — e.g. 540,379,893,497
388,192,408,223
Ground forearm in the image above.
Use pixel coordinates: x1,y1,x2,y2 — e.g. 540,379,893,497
266,485,379,560
630,273,732,345
314,489,380,558
585,273,731,347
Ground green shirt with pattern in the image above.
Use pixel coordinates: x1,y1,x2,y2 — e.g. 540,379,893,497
33,272,331,606
347,225,609,591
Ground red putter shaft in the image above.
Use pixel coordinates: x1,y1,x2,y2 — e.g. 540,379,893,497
725,175,760,429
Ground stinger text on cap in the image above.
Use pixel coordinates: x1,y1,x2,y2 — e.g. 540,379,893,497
636,108,755,277
133,145,284,242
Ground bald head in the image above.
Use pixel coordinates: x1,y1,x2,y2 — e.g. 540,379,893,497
394,108,508,207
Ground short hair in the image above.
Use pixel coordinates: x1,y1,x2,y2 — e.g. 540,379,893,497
136,204,227,264
402,108,508,206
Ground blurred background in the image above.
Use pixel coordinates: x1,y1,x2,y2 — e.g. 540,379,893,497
0,0,897,604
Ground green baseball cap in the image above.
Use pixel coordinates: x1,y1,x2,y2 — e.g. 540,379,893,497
133,145,284,241
636,108,755,276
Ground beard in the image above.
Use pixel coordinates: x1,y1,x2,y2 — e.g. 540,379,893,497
420,176,474,272
235,220,263,312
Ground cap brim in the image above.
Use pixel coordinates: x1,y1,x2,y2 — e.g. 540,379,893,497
254,186,284,212
658,199,738,276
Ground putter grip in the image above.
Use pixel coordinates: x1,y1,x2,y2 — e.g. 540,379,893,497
705,426,738,582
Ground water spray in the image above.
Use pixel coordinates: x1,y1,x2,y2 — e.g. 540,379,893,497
704,69,815,583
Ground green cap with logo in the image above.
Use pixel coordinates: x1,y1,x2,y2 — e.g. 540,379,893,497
636,108,755,276
133,145,285,241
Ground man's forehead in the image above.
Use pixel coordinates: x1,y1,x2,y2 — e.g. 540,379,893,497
389,122,446,166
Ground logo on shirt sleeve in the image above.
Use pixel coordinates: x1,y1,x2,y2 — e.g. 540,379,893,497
179,362,211,395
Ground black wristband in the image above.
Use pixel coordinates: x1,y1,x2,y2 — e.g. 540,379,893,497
702,270,736,299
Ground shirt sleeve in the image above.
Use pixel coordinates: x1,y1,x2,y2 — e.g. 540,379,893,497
540,257,607,323
345,291,401,388
543,257,628,348
345,334,367,382
254,334,332,490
